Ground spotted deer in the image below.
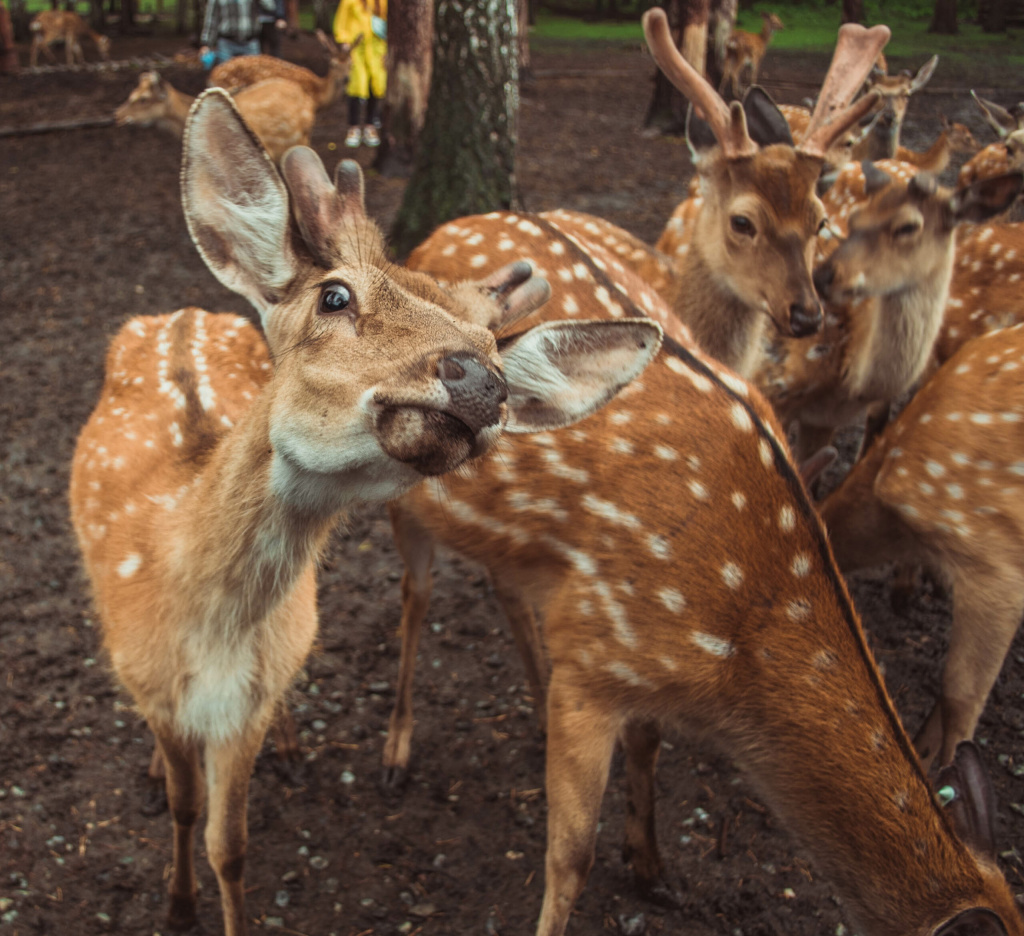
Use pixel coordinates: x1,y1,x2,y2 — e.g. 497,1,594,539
69,88,661,936
820,323,1024,772
636,13,891,378
755,165,1024,461
115,71,316,164
958,93,1024,193
208,29,358,111
719,11,784,99
29,10,110,67
387,207,1024,936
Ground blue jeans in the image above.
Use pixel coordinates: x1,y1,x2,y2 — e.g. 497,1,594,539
214,36,260,65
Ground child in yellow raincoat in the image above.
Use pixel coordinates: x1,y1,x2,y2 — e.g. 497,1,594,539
334,0,387,147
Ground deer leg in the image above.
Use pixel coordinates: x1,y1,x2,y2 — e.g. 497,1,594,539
914,569,1024,772
203,723,266,936
620,719,672,900
142,741,169,816
382,504,435,787
491,574,549,732
152,726,203,930
269,696,304,785
536,671,620,936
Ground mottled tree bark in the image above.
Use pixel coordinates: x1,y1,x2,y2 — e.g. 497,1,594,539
517,0,530,79
643,0,711,135
390,0,518,259
375,0,434,177
929,0,958,33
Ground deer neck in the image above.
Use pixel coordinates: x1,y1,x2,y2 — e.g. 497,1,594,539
670,244,766,378
320,62,344,108
842,249,953,402
160,84,196,138
162,385,339,646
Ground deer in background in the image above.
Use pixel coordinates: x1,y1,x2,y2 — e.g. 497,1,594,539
115,71,316,164
958,92,1024,190
30,10,110,67
622,14,890,378
70,88,661,936
755,165,1023,461
389,161,1024,936
719,10,784,99
820,323,1024,772
208,29,359,111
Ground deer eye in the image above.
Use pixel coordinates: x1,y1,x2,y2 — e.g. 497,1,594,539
319,283,354,315
893,221,920,238
730,215,756,237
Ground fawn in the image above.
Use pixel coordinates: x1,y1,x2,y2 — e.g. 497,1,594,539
820,323,1024,772
29,10,110,67
391,197,1024,936
115,71,316,164
719,11,784,99
69,88,661,936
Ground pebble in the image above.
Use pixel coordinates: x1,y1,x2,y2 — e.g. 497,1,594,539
275,890,290,908
309,856,329,870
265,917,284,927
410,902,438,917
618,911,647,936
340,770,356,785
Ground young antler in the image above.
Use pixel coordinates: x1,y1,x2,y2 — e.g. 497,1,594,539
70,88,660,936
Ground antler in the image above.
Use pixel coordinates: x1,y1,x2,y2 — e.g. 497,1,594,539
799,22,891,160
642,7,757,159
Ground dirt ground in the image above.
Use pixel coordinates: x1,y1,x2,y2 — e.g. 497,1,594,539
2,26,1023,936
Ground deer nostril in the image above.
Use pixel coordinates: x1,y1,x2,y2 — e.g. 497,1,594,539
436,358,467,383
790,301,822,338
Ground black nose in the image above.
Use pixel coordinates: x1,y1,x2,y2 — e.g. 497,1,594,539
437,353,508,434
790,300,823,338
813,263,835,299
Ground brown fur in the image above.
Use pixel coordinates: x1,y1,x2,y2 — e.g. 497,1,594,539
29,10,110,67
822,324,1024,771
396,213,1024,936
720,11,784,99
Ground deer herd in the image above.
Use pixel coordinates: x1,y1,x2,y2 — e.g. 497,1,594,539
57,5,1024,936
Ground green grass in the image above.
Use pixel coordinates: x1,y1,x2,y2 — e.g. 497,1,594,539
531,3,1023,68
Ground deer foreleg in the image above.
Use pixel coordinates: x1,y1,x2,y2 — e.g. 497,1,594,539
152,726,203,930
203,724,266,936
491,573,549,731
620,718,666,895
382,504,435,786
536,671,620,936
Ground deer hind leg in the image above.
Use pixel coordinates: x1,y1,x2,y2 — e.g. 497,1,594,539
491,574,549,732
203,723,267,936
536,670,620,936
382,504,435,787
914,567,1024,772
152,726,204,930
65,34,81,65
620,719,670,898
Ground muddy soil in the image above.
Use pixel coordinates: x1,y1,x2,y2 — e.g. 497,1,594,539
2,27,1023,936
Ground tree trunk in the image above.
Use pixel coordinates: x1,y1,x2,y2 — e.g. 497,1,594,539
374,0,434,178
929,0,958,33
517,0,530,80
312,0,333,34
390,0,518,259
0,0,18,74
841,0,863,24
643,0,710,135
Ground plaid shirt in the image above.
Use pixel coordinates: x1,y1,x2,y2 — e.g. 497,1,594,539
201,0,258,47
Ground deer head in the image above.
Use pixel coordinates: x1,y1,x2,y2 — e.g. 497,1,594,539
643,8,889,343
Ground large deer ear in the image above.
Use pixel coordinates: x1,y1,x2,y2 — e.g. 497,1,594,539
970,90,1019,139
181,89,298,323
910,54,939,93
948,172,1023,226
498,320,663,432
932,908,1008,936
934,741,997,859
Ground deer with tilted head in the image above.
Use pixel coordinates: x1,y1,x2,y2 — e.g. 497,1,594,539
69,88,661,936
820,323,1024,773
389,191,1024,936
208,29,360,111
755,164,1023,461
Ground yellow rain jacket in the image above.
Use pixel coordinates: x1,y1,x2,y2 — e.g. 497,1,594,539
333,0,387,99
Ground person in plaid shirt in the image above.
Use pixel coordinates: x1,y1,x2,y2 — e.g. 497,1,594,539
199,0,267,67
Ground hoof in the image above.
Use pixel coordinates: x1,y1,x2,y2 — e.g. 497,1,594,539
167,893,198,930
379,764,409,791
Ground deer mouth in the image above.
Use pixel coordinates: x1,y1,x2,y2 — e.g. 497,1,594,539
374,403,503,477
